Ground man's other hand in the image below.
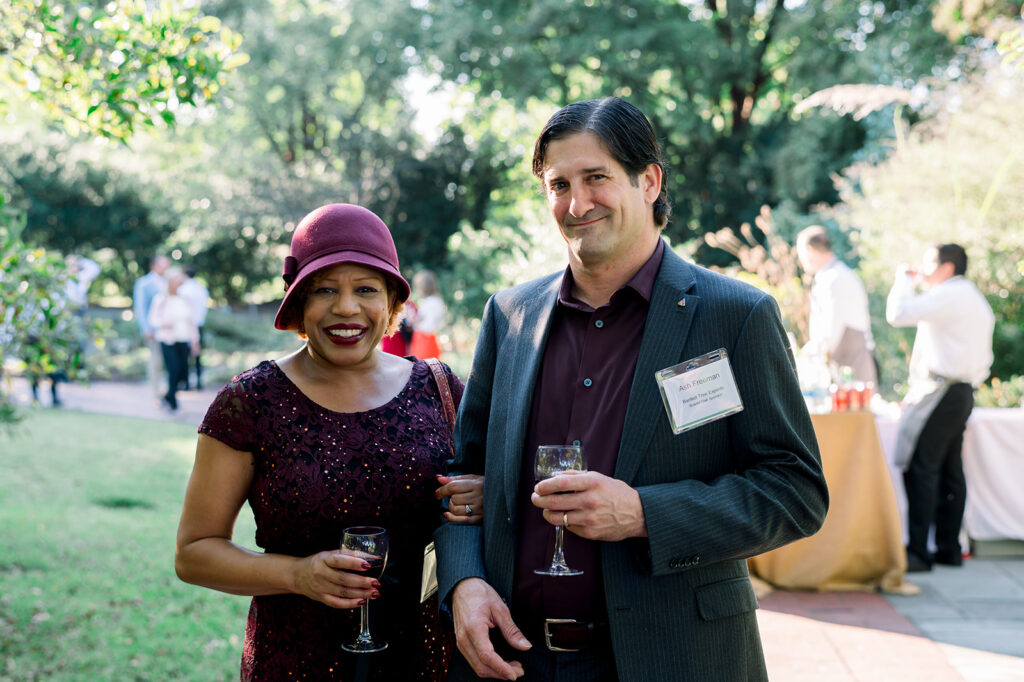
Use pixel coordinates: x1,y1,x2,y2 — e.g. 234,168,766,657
451,577,530,680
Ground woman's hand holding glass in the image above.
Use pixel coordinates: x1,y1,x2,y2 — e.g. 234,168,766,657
290,546,382,610
340,526,389,653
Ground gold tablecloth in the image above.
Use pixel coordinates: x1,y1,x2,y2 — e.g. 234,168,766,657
748,411,907,592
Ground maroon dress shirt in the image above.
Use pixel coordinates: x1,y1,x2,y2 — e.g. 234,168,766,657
512,240,665,624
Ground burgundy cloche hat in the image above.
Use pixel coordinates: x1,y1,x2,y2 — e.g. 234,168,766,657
273,204,411,330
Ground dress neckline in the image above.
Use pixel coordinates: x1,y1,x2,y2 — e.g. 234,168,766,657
266,358,423,417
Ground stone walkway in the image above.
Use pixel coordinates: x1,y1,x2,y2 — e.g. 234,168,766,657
5,375,220,427
759,562,1024,681
6,376,1024,681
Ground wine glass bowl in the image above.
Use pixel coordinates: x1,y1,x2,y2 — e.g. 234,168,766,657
535,445,587,482
533,445,586,577
340,526,389,653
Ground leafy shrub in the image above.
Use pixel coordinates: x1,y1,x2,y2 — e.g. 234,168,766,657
975,375,1024,409
1,199,108,424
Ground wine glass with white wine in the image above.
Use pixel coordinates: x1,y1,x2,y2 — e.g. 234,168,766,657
533,445,587,577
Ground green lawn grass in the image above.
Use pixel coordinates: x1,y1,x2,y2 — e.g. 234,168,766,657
0,408,256,681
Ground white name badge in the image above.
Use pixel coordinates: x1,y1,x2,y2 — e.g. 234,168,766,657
655,349,744,434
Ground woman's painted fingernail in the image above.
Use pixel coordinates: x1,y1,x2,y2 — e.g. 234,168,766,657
371,580,381,588
361,562,371,570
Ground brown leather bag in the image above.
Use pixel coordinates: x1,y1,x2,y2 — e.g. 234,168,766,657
421,357,455,602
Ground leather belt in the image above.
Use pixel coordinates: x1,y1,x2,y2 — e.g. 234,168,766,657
529,618,610,653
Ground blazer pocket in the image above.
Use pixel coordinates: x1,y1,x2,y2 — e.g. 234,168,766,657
695,577,759,622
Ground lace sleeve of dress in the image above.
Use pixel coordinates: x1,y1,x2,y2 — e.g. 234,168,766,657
197,366,263,452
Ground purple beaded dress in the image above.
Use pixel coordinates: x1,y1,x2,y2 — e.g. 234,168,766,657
198,359,462,680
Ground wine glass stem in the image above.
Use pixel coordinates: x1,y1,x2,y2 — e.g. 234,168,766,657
551,526,569,569
358,601,372,642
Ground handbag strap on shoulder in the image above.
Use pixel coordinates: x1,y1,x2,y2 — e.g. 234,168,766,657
423,357,456,437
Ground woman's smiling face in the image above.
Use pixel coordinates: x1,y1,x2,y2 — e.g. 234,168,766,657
301,263,395,369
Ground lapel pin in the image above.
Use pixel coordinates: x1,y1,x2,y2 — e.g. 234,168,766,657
677,298,686,308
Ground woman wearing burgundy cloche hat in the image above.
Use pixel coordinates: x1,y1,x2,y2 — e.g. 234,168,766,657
175,204,482,680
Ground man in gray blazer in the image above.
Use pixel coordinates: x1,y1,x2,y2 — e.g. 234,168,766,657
435,97,828,681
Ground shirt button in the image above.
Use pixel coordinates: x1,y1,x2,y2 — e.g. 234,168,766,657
583,378,593,387
595,320,604,328
572,439,581,446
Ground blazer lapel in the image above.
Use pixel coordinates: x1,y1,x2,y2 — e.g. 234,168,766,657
615,248,700,483
503,276,561,519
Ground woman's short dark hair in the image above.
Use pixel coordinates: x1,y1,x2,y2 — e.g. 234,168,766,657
532,97,671,228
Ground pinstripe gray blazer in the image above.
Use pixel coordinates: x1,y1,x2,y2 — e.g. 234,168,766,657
436,245,828,681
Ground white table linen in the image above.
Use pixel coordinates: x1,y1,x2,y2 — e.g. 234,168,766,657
876,407,1024,543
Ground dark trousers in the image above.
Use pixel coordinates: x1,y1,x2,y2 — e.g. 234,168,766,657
444,627,618,682
181,326,204,390
191,326,204,390
160,342,190,410
30,371,65,405
510,644,618,682
903,382,974,561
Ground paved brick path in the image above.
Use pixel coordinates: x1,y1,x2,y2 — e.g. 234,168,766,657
7,376,1024,681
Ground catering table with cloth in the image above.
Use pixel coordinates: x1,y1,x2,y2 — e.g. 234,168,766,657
748,411,907,592
961,408,1024,541
876,407,1024,544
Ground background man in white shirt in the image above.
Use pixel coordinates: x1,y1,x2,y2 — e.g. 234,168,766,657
886,243,994,572
796,225,877,385
133,254,170,400
178,267,210,390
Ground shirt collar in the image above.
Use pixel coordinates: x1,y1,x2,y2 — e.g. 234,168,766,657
557,238,665,311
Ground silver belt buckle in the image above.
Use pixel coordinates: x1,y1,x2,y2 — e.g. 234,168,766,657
544,618,580,653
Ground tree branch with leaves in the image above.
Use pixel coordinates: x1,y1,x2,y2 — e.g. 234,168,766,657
0,0,247,426
0,0,248,140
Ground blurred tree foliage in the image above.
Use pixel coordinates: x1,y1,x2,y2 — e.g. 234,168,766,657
932,0,1021,42
0,0,249,285
112,0,526,303
996,4,1024,69
0,128,172,294
422,0,957,249
0,0,245,425
703,206,808,345
0,0,247,139
4,0,1022,390
826,65,1024,392
444,188,567,325
0,198,109,427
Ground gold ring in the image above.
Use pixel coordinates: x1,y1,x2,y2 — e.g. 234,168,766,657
562,512,569,528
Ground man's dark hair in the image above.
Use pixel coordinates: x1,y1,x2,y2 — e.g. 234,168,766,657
936,243,967,276
532,97,671,228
